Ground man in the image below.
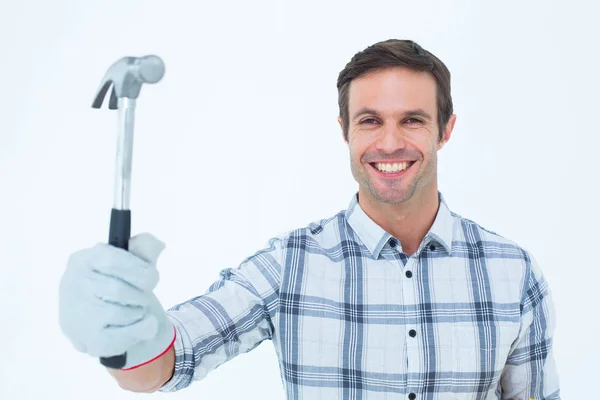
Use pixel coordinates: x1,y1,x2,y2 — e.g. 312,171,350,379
59,39,560,399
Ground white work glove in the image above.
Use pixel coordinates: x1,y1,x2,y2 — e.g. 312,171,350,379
58,233,175,370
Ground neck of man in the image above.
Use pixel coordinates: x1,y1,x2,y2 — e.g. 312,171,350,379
358,183,440,256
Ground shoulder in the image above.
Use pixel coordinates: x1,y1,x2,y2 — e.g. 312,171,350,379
448,210,548,302
449,210,533,261
252,209,348,256
235,209,348,262
281,209,348,245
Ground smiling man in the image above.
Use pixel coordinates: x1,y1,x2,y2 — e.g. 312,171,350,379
342,65,451,256
59,39,560,400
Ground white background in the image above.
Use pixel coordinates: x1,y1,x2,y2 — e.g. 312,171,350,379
1,0,598,398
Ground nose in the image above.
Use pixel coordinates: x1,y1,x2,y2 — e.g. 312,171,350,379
375,122,407,152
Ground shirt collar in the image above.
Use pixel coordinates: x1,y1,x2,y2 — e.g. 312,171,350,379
344,191,454,259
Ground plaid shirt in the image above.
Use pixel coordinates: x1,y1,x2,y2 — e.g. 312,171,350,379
159,192,560,399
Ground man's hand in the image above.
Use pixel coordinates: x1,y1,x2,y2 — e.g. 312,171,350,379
58,233,175,372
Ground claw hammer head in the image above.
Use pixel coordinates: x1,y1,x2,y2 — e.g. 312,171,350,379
92,55,165,109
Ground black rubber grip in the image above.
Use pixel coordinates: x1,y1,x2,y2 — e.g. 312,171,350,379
108,208,131,250
100,353,127,369
99,208,131,369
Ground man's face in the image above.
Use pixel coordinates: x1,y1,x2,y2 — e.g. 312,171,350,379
340,67,453,205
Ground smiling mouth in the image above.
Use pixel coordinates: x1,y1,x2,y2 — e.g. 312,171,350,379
369,161,416,175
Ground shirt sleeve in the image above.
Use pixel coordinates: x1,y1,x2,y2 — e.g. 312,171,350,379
158,236,284,392
500,250,560,400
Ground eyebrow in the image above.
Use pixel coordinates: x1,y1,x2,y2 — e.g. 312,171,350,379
352,108,433,122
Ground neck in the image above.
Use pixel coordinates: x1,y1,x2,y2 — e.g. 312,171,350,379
358,185,440,255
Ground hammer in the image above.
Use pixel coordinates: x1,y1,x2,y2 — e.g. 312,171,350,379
91,55,165,369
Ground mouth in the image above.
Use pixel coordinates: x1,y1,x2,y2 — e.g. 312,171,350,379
368,161,416,177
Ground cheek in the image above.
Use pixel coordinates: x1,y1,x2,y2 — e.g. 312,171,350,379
410,134,437,157
348,138,369,160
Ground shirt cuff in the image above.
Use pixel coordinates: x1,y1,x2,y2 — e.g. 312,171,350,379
158,314,193,392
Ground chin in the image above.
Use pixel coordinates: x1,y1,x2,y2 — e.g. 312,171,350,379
373,193,412,205
368,186,417,205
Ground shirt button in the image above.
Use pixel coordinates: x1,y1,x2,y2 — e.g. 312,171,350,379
409,393,416,400
429,244,436,251
405,270,413,278
409,329,417,337
390,240,397,248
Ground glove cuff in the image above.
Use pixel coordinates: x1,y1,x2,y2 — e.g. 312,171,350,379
121,324,177,371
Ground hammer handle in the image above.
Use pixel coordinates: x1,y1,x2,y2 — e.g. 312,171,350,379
99,208,131,369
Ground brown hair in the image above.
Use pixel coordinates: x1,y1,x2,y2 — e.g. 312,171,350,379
337,39,453,142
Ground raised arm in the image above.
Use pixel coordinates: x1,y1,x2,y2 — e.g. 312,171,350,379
59,233,284,393
158,236,284,392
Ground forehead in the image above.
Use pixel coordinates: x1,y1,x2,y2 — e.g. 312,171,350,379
348,67,437,116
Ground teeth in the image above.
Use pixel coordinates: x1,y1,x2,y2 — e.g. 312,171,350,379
375,162,410,173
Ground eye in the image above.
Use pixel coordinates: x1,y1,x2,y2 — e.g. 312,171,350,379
405,118,423,124
360,118,379,125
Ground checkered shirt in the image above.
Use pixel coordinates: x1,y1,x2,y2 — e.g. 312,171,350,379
159,192,560,400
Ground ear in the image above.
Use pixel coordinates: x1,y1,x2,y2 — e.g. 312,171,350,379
437,114,456,150
338,116,349,144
